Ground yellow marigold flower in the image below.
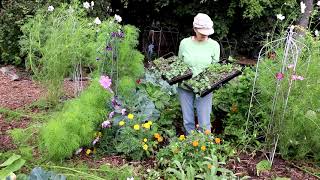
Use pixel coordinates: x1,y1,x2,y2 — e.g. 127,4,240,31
119,120,125,126
215,138,221,144
143,138,147,142
207,164,212,169
201,145,206,151
143,144,148,151
192,140,199,147
204,129,211,135
143,123,150,129
127,113,134,120
154,133,160,139
134,124,140,130
147,121,153,125
179,135,185,141
157,136,163,142
86,149,91,155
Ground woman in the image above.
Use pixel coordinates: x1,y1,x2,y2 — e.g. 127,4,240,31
178,13,220,135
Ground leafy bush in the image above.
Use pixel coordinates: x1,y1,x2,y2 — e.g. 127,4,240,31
212,67,264,149
40,78,112,160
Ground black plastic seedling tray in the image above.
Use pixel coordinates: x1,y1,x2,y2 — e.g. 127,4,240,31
162,70,193,85
184,70,242,97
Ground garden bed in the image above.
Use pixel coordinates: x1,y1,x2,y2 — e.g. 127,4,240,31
184,64,242,97
153,56,192,85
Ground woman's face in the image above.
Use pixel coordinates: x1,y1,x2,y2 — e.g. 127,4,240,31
194,28,208,41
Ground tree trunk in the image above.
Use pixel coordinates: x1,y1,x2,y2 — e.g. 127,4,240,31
296,0,314,29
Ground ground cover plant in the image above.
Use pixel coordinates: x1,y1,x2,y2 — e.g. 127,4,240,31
184,63,242,97
153,56,192,85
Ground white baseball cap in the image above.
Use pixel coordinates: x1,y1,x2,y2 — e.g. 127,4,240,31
193,13,214,35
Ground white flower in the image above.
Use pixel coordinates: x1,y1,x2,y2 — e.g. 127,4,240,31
48,5,54,12
276,14,285,21
83,1,90,9
94,17,101,25
114,14,122,23
317,1,320,6
75,148,83,155
300,1,306,14
91,1,94,7
315,30,319,37
126,177,134,180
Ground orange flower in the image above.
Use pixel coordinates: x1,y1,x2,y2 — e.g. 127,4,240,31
207,164,212,169
215,138,221,144
204,129,211,135
201,145,206,151
192,140,199,147
157,136,163,142
154,133,160,139
231,104,238,113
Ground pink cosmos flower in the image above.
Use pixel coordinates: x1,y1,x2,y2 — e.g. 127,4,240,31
297,76,304,80
101,120,112,128
292,75,304,80
108,111,115,119
276,72,284,80
121,108,126,115
287,64,295,69
99,76,113,93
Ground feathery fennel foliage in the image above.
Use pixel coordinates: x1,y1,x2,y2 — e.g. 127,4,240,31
40,79,112,160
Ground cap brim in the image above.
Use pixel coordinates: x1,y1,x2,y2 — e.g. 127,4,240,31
197,28,214,36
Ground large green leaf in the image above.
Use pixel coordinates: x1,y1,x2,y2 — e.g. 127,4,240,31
0,154,21,167
29,167,66,180
0,158,25,179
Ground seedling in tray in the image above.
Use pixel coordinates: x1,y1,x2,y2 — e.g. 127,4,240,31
184,63,242,97
153,56,192,85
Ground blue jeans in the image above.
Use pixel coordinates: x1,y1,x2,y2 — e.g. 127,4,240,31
177,88,213,135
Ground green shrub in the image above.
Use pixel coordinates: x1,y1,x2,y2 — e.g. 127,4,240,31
40,78,112,160
213,67,264,149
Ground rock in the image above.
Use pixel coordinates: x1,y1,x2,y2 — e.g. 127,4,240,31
0,67,10,75
0,66,20,81
10,73,20,81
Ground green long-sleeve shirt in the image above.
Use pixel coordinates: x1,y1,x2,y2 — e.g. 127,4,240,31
178,37,220,77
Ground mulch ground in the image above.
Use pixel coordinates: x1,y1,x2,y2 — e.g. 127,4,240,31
228,152,319,180
0,66,319,179
0,66,88,152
